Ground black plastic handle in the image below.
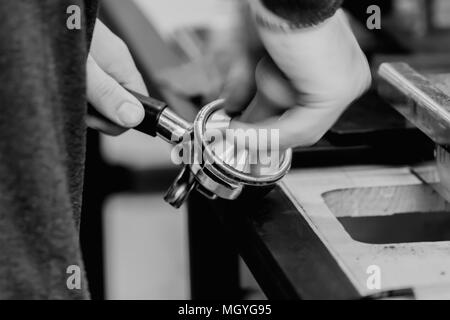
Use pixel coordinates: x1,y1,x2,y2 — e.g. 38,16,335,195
88,89,168,137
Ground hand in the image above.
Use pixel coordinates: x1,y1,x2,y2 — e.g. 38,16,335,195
86,19,148,135
228,9,372,150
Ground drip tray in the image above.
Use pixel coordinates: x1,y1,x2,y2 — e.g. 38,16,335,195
338,211,450,244
323,184,450,244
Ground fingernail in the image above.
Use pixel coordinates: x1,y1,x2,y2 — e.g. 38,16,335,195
117,102,144,127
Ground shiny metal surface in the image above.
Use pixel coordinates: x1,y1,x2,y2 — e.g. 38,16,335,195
156,108,192,145
190,161,243,200
194,100,293,186
158,99,292,207
378,62,450,201
164,165,197,208
378,62,450,145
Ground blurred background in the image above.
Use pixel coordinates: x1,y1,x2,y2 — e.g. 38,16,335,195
80,0,450,300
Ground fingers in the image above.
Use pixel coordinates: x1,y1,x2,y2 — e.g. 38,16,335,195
230,103,343,151
90,19,148,96
85,114,127,136
239,57,298,123
88,19,148,135
226,47,365,150
86,55,145,134
223,56,297,119
221,58,256,114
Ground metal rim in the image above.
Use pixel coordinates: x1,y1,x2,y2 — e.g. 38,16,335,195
164,165,197,208
194,99,292,186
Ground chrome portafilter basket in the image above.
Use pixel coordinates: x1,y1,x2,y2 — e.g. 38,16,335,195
99,90,292,208
164,99,293,208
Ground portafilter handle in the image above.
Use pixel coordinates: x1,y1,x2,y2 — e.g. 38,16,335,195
88,89,192,145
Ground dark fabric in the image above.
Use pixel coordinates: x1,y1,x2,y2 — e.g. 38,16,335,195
0,0,97,299
262,0,343,27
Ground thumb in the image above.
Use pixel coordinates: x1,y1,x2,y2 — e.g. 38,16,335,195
86,55,145,133
221,58,256,114
230,103,341,151
228,57,341,150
